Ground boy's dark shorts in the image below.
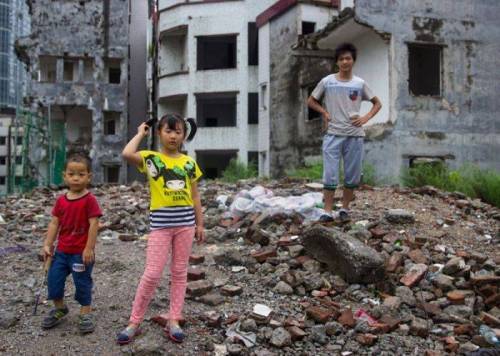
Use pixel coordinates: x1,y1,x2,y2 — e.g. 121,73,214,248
47,251,93,306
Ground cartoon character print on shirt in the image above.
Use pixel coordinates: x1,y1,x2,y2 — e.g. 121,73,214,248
349,89,359,101
144,154,195,191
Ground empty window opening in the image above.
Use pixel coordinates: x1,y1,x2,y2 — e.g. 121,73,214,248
0,156,5,165
196,93,237,127
39,56,57,83
260,84,267,110
0,176,5,185
104,165,120,183
83,58,94,82
248,92,258,124
248,22,258,66
302,21,316,35
197,35,237,70
408,44,441,96
305,86,321,121
63,59,77,82
103,111,120,135
196,150,237,179
160,28,188,74
0,136,5,145
247,151,258,169
15,136,22,145
106,58,122,84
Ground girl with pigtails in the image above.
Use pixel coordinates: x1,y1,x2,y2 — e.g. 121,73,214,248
117,114,205,344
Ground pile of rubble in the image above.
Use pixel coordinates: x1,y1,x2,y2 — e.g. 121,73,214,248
0,180,499,355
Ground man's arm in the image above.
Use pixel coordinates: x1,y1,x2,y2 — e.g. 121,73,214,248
307,96,330,132
352,96,382,127
82,217,99,265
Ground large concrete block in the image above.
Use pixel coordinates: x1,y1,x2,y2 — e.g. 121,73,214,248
302,225,385,283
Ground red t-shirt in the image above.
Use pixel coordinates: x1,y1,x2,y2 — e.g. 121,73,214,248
52,192,102,254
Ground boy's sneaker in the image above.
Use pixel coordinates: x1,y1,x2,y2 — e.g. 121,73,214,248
337,209,351,223
78,313,95,334
41,306,69,329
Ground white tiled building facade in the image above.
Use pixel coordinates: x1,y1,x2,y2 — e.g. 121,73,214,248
158,0,337,178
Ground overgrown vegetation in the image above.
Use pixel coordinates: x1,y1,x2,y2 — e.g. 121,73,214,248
286,161,378,186
401,161,500,207
221,159,258,182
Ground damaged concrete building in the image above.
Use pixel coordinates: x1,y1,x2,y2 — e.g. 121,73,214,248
16,0,148,184
282,0,500,180
158,0,338,178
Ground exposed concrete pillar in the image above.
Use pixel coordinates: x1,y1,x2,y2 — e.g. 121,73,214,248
56,58,64,83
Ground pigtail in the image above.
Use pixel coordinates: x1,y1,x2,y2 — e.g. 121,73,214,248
184,118,197,141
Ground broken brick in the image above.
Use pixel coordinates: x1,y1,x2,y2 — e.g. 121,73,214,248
189,254,205,265
287,326,307,341
408,249,429,264
481,311,500,327
386,253,404,273
186,280,213,297
221,285,243,297
443,336,459,353
379,315,401,332
187,267,205,281
369,226,388,239
251,247,277,263
356,333,378,346
305,306,333,324
485,293,500,307
446,290,467,304
453,323,474,336
338,309,356,328
400,264,428,287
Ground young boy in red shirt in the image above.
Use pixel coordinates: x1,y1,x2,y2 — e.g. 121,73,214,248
41,152,102,333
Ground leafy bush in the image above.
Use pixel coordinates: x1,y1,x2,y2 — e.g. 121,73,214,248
402,161,500,207
221,159,258,182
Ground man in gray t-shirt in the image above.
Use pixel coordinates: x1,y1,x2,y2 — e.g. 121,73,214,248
307,43,382,222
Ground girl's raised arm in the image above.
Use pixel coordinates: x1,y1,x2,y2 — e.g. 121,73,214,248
122,122,149,168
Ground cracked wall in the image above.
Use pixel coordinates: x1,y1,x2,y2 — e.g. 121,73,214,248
354,0,500,180
17,0,130,183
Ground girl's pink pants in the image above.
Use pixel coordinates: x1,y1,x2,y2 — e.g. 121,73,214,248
129,226,194,324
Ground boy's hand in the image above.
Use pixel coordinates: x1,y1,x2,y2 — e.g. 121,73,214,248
195,226,205,244
352,115,370,127
42,244,53,262
322,111,331,133
82,247,95,265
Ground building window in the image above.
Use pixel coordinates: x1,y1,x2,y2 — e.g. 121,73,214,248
104,165,120,183
39,56,57,83
63,59,77,82
0,156,5,165
408,44,441,96
16,136,22,145
196,93,237,127
305,86,321,121
15,156,22,165
103,111,120,135
248,22,258,66
106,58,122,84
248,92,258,124
302,22,316,35
197,35,237,70
247,151,258,169
0,136,5,145
0,176,5,185
260,84,267,110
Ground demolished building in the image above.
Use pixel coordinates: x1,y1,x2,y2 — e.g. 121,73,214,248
275,0,500,180
16,0,148,185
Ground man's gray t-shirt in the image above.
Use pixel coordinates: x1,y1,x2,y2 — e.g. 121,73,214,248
311,74,374,137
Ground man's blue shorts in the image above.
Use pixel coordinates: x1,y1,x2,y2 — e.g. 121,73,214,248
322,134,363,190
47,251,94,306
